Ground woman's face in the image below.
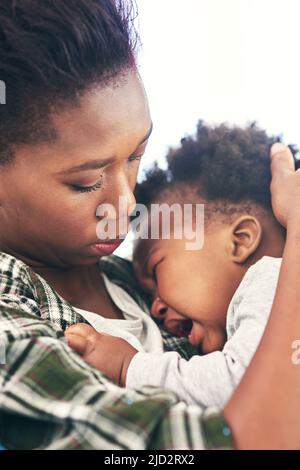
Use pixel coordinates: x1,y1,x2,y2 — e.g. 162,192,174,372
0,71,152,268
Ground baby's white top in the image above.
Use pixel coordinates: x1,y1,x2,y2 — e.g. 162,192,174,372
73,272,164,354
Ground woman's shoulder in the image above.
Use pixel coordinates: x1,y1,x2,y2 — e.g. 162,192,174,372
0,250,40,299
0,251,88,331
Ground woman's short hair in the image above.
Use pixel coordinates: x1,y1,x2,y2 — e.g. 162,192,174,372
0,0,138,165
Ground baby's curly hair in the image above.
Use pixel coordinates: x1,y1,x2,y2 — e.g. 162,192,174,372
135,120,298,220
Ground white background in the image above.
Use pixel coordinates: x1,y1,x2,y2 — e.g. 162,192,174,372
135,0,300,173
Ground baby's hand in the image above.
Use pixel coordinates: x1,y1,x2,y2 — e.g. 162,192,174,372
65,324,138,386
270,143,300,228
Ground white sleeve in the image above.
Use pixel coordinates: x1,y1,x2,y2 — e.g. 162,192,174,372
126,257,281,408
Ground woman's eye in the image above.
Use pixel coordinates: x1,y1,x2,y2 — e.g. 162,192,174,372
128,153,144,163
71,178,103,193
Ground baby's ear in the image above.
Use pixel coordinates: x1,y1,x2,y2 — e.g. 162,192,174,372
230,215,263,264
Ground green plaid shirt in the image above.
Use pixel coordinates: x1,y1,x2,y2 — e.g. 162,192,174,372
0,251,233,450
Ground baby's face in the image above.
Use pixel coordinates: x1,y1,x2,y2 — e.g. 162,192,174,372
133,225,243,354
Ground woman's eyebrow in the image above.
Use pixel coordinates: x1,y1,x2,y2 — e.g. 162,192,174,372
56,157,115,175
139,121,153,146
56,122,153,176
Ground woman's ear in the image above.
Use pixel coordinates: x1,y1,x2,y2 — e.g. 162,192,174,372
230,215,263,264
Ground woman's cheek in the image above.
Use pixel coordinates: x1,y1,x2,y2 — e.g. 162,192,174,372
49,204,92,241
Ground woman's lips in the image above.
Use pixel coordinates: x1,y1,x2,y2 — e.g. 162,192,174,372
90,241,123,256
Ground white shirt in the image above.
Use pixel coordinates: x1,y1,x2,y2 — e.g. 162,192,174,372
73,272,164,354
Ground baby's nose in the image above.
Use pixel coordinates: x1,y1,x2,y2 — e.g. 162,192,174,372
151,297,168,320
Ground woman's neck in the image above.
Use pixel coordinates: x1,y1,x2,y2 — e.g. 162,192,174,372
31,261,125,320
33,263,101,302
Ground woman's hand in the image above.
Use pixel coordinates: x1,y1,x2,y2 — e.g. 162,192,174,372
65,324,138,387
224,146,300,448
270,142,300,228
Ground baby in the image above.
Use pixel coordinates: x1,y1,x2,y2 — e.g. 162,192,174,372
66,121,293,409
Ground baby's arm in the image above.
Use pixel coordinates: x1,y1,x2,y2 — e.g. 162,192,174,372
66,319,259,408
66,257,281,408
126,257,282,408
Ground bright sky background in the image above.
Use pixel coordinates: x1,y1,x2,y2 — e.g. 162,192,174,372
135,0,300,175
116,0,300,257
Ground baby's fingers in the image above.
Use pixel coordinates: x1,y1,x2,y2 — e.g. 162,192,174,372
65,324,98,357
65,333,88,356
66,323,96,339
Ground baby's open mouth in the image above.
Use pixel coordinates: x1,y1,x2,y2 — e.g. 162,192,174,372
164,318,203,353
177,319,193,337
164,317,193,338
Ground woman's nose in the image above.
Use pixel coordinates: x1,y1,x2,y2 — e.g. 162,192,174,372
114,181,136,221
108,169,137,215
151,298,168,320
96,173,136,237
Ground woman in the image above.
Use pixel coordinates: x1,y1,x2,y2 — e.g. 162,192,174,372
0,0,299,449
